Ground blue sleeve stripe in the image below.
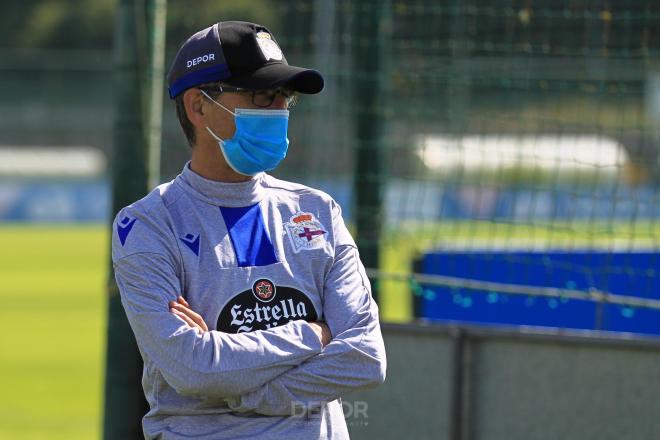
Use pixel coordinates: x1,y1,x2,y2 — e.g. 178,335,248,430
219,204,278,267
168,64,232,98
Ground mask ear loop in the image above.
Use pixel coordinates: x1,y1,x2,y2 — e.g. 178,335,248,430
200,89,235,143
200,89,236,116
205,126,224,142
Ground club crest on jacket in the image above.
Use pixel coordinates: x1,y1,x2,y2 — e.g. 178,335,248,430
284,212,328,253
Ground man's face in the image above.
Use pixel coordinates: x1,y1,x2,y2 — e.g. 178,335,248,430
203,88,292,140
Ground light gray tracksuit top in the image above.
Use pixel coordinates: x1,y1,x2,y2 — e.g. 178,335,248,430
111,163,387,439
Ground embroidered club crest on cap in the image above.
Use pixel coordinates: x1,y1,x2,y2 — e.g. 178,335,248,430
256,31,283,61
284,212,328,253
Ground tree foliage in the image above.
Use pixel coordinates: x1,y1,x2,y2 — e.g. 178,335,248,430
0,0,278,50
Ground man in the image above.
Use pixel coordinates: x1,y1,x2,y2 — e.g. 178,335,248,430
112,20,386,440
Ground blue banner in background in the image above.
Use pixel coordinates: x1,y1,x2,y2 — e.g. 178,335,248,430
436,185,660,221
308,179,660,223
0,180,109,222
1,179,658,224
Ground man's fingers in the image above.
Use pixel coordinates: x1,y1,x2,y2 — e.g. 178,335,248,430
171,303,206,328
178,296,190,307
171,308,199,330
308,322,332,347
169,302,209,332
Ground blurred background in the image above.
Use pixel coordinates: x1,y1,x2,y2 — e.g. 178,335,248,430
2,1,660,439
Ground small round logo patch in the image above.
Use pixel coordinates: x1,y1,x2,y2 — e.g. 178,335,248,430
252,278,276,302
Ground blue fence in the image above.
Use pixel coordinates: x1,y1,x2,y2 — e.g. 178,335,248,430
418,250,660,335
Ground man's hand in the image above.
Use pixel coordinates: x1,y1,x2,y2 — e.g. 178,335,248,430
308,322,332,347
169,296,209,333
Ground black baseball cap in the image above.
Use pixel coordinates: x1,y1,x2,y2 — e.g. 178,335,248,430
167,21,324,99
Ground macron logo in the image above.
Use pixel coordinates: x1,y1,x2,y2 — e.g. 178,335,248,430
180,233,200,256
187,53,215,68
117,216,137,246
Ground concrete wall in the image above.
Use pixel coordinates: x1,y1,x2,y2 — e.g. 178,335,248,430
347,323,660,440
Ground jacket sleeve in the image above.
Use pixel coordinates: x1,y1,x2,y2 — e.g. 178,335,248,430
112,208,323,399
226,203,387,415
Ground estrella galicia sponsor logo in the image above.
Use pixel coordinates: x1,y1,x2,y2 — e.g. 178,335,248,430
217,278,317,333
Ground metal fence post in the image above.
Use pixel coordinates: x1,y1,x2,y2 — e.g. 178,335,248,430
103,0,166,437
351,0,391,302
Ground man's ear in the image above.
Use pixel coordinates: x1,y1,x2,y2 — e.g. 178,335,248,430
183,88,207,130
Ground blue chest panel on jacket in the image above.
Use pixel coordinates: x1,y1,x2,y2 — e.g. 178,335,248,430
219,204,278,267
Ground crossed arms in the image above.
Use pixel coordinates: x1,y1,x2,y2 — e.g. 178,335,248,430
114,244,386,416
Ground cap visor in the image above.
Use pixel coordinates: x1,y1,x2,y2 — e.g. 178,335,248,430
225,63,324,94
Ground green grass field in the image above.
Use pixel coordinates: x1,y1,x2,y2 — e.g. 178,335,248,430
1,222,658,438
0,226,108,440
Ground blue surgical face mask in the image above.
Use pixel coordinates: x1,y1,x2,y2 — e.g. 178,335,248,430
201,90,290,176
